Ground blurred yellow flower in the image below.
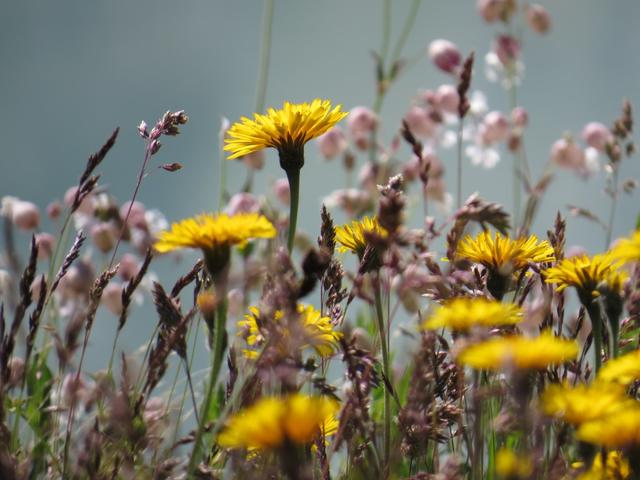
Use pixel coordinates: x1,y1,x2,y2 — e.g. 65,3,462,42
544,253,626,300
495,448,533,479
540,382,631,425
610,230,640,265
238,304,341,358
335,216,387,260
423,297,522,332
456,231,555,273
577,407,640,449
457,332,578,371
154,212,276,253
218,394,339,450
575,451,630,480
224,99,348,161
597,349,640,385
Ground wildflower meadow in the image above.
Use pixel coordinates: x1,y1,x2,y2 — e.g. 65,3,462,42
2,1,640,479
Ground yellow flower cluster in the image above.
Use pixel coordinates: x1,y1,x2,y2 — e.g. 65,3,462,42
457,331,578,371
218,394,339,450
238,304,342,358
456,231,555,273
423,297,522,332
224,99,348,160
610,229,640,264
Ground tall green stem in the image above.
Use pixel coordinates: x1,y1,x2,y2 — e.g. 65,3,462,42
286,168,300,253
374,275,391,476
187,300,228,476
586,303,603,372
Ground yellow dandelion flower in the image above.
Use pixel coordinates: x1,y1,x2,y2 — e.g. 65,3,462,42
224,99,348,161
575,451,630,480
456,231,555,273
335,216,387,260
540,382,631,425
457,331,578,371
218,394,339,450
610,230,640,265
154,212,276,253
597,349,640,385
545,253,627,300
422,297,522,332
577,407,640,449
237,304,341,358
495,448,533,479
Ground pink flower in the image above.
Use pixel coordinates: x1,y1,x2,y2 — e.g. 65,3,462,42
477,0,504,23
550,138,585,170
273,178,290,206
404,106,437,139
428,39,461,74
511,107,529,128
241,150,265,170
224,193,260,215
581,122,613,152
493,35,520,66
481,111,510,143
435,84,459,114
347,106,378,137
35,233,56,260
90,222,117,254
102,281,124,315
526,4,551,34
317,127,347,159
11,200,40,230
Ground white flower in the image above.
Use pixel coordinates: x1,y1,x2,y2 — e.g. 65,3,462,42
466,144,500,168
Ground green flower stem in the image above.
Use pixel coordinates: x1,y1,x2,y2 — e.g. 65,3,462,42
286,168,300,253
255,0,274,114
586,302,603,372
187,299,228,476
374,275,391,475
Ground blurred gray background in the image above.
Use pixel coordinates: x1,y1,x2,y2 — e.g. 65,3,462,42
1,1,639,369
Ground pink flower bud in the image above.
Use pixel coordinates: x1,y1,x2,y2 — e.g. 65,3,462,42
550,138,585,170
581,122,613,152
11,201,40,231
90,222,117,254
102,282,124,315
404,106,437,139
47,201,62,220
494,35,520,65
402,155,422,182
435,84,459,114
137,121,149,138
120,201,147,230
35,233,56,260
481,111,510,143
317,127,347,159
347,106,378,137
526,4,551,34
511,107,529,127
241,149,265,170
273,178,290,206
64,186,94,215
118,253,141,282
428,39,461,74
224,193,260,216
477,0,504,23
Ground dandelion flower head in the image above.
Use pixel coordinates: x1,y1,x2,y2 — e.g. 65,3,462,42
218,394,339,450
574,451,630,480
610,229,640,265
335,216,387,259
224,99,348,161
457,331,578,371
577,407,640,449
422,297,522,332
456,231,555,273
597,349,640,385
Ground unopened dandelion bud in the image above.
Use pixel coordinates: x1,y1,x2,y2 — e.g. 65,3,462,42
435,84,459,114
224,193,260,216
11,200,40,230
404,106,437,139
273,178,291,205
582,122,613,152
90,222,117,254
317,126,347,159
482,111,510,143
347,106,378,137
526,4,551,34
550,138,585,170
35,232,55,260
428,39,461,74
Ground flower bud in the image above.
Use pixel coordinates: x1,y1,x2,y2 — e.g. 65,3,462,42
241,149,265,170
526,4,551,34
47,201,62,220
118,253,141,282
11,200,40,230
404,106,437,138
317,126,347,159
120,201,147,230
90,222,117,254
347,106,378,137
493,35,520,65
64,187,94,215
35,232,55,260
428,39,461,74
273,178,290,205
481,111,510,143
477,0,503,22
581,122,613,152
435,84,459,114
511,107,528,127
224,193,260,216
102,282,124,315
550,138,585,170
